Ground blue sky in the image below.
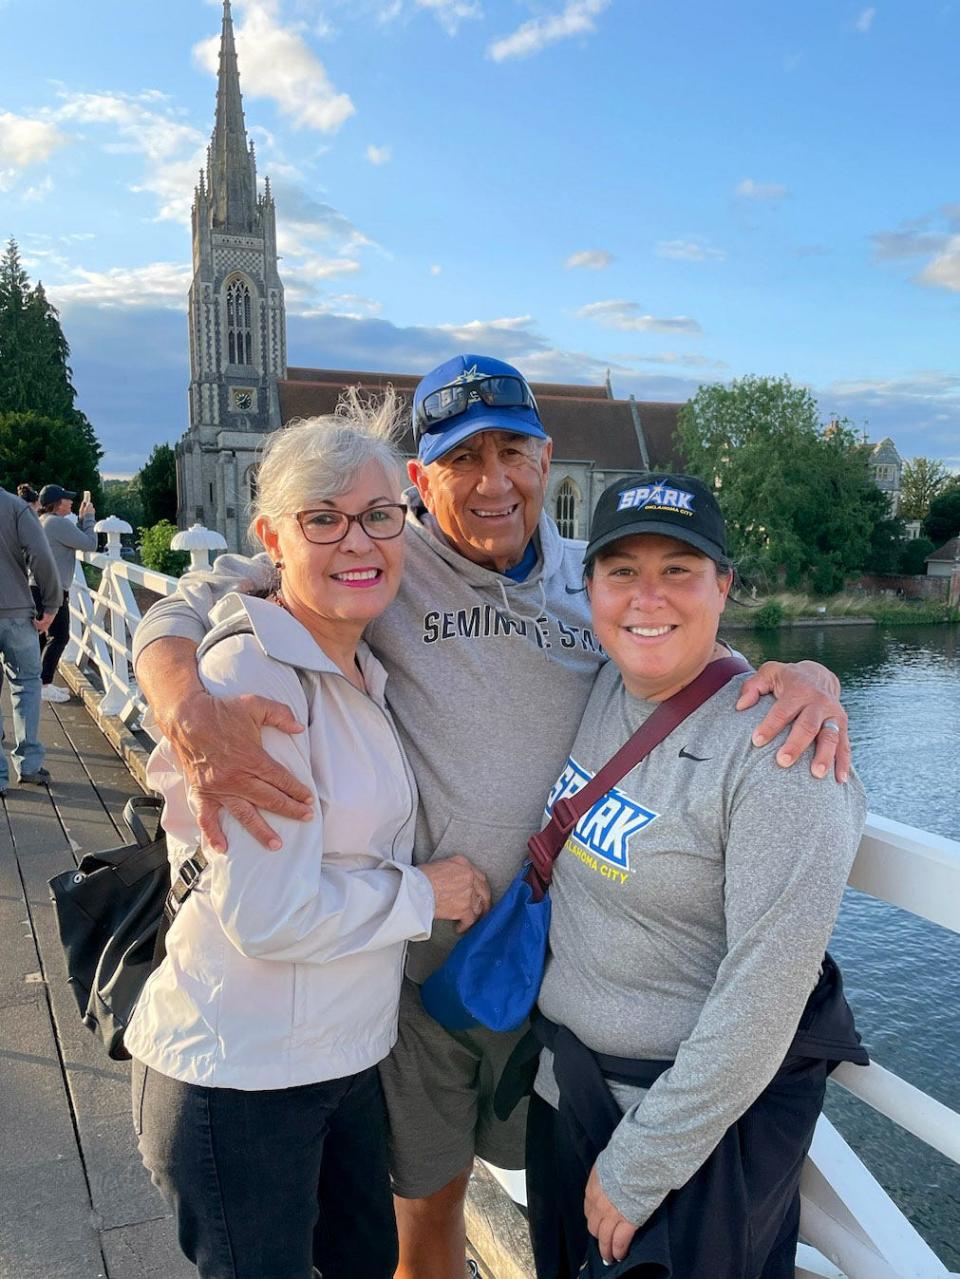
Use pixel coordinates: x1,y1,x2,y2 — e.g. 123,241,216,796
1,0,958,476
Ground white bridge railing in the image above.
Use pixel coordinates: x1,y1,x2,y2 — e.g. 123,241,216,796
65,529,960,1279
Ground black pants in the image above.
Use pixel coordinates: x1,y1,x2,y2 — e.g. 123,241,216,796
525,1057,828,1279
39,590,70,684
133,1060,398,1279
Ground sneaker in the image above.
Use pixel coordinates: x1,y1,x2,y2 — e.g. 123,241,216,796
18,768,52,786
41,684,71,703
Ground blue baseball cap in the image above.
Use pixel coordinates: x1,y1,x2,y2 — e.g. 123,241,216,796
413,354,548,466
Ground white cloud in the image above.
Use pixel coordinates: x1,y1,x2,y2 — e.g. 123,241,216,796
735,178,789,201
193,3,354,133
577,300,702,335
430,264,442,276
918,236,960,292
855,7,876,32
656,239,726,262
872,228,950,261
565,249,614,270
0,111,68,167
0,111,69,190
54,90,206,222
871,210,960,291
488,0,609,62
47,262,193,310
621,352,728,369
415,0,482,35
829,371,960,400
22,175,55,203
292,256,362,281
298,292,383,320
366,144,392,166
435,314,537,344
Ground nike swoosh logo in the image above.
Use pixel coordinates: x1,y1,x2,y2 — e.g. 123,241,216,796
679,748,711,762
565,584,586,595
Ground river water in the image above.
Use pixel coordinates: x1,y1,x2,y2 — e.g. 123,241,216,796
731,622,960,1267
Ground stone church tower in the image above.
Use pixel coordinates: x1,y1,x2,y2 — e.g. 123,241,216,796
176,0,286,550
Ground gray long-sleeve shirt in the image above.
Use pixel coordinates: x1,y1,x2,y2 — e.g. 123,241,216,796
0,489,61,618
40,511,97,591
534,660,866,1228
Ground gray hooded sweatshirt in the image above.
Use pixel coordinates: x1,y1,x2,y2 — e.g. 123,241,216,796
133,492,607,979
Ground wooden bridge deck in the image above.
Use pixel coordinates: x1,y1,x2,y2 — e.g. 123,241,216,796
0,680,193,1279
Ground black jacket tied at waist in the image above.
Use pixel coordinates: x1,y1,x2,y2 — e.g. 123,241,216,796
498,953,867,1279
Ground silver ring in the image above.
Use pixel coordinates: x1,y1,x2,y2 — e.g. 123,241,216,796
822,719,841,733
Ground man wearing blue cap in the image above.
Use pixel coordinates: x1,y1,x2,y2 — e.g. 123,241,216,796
132,354,849,1277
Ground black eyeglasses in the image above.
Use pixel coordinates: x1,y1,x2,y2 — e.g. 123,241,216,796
295,504,407,545
414,375,539,437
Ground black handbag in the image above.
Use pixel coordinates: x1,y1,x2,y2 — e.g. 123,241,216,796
48,794,207,1061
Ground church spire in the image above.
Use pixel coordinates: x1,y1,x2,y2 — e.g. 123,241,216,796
208,0,257,231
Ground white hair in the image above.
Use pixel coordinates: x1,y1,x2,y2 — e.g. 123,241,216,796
249,386,405,544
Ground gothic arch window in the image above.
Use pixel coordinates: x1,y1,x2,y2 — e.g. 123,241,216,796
555,477,580,540
225,276,254,366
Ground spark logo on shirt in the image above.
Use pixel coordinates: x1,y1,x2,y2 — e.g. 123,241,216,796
545,757,658,873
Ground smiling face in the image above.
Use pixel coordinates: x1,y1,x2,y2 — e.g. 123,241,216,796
588,533,733,702
255,459,405,643
408,429,552,573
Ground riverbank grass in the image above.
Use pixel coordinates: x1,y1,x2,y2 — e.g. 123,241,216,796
744,592,959,628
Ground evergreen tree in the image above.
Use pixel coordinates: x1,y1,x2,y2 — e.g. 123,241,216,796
0,411,101,500
0,238,103,501
922,483,960,546
137,443,178,526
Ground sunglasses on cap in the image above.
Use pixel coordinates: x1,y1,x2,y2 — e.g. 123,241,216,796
414,374,540,439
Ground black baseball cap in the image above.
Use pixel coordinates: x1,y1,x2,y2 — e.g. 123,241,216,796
38,484,76,506
584,473,727,565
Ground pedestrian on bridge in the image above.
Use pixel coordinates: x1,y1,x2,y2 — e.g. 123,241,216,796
0,485,60,795
36,483,97,703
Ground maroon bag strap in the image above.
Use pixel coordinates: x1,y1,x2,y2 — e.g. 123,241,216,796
525,655,752,897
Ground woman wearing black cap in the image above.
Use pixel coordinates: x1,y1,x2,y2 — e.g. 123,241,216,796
521,473,867,1278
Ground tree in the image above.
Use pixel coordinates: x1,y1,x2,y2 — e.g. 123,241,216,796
139,520,188,576
0,411,102,499
677,375,888,593
102,477,144,530
898,537,935,575
899,457,950,521
864,512,907,576
0,238,103,503
137,443,178,526
922,484,960,546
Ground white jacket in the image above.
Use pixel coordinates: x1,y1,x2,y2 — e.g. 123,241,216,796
125,594,435,1089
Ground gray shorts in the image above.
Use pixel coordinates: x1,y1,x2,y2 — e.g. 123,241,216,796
379,978,529,1199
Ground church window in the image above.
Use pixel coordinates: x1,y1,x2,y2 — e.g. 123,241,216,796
555,478,580,539
225,277,254,367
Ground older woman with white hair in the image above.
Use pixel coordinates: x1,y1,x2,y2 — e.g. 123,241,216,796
125,393,491,1279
